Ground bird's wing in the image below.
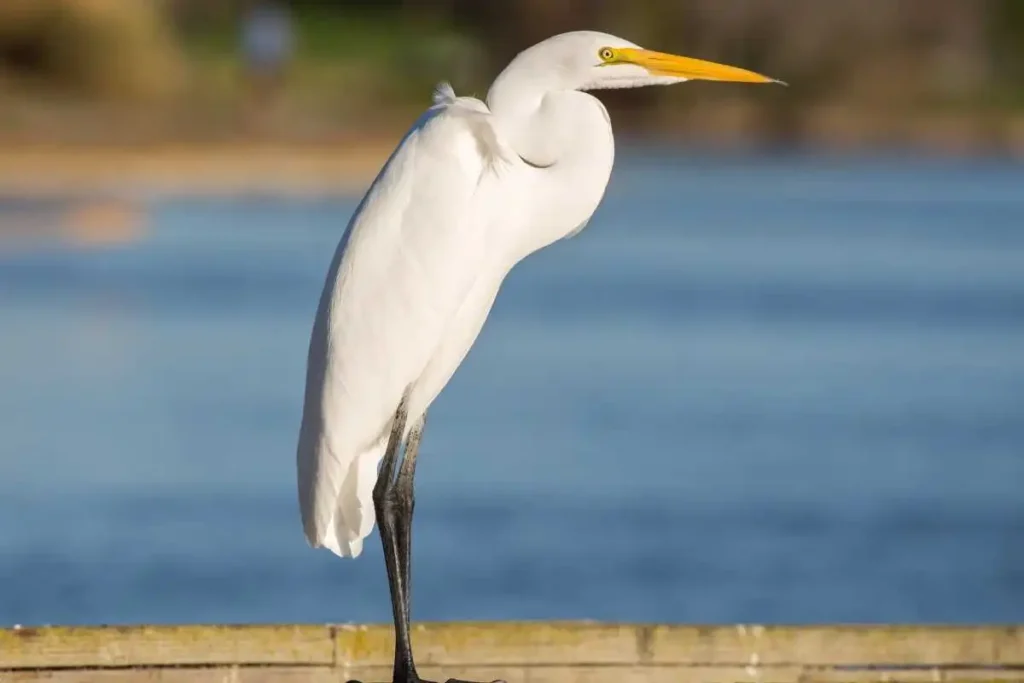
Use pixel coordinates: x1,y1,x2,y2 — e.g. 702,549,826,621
297,90,509,549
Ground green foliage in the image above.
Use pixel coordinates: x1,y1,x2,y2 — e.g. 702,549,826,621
4,0,1024,143
981,0,1024,109
991,0,1024,73
178,4,483,114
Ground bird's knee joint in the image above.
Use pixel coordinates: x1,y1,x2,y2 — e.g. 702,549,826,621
379,490,413,517
371,484,388,508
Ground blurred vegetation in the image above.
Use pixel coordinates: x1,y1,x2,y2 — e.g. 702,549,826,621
0,0,185,100
2,0,1024,151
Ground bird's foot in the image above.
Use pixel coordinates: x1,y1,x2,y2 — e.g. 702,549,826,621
345,675,505,683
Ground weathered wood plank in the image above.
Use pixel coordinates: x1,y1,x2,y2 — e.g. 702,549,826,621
798,668,950,682
348,664,528,683
0,668,340,682
523,664,806,683
0,625,334,669
647,625,1024,666
335,622,641,666
2,624,1022,671
938,673,1024,683
801,673,1024,683
0,665,1021,683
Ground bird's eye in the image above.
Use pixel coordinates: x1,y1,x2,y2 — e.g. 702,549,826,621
598,47,615,62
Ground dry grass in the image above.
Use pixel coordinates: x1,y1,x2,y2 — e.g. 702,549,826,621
0,0,185,102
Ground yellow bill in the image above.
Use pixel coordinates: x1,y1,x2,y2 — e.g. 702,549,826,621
617,48,784,85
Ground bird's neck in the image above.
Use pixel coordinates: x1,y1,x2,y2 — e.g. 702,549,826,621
485,75,615,264
486,66,576,167
491,84,609,170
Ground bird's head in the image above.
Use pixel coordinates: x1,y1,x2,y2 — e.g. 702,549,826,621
502,30,783,93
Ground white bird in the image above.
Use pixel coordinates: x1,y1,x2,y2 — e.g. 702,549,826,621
296,30,779,683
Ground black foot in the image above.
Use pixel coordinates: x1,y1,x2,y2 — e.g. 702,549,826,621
344,675,507,679
344,677,506,683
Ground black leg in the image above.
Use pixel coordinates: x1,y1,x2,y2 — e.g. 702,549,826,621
373,398,418,683
372,401,504,683
394,414,425,623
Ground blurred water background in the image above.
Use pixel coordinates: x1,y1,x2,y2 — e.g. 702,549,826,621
2,154,1022,626
0,1,1023,628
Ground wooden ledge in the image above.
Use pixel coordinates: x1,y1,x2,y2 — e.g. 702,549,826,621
2,623,1022,672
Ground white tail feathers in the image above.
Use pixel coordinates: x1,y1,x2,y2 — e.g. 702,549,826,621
297,366,389,558
314,436,388,558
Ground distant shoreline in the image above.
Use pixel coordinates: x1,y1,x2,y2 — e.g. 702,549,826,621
2,117,1023,199
0,142,396,199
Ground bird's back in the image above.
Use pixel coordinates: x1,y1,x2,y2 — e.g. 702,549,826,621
296,87,512,556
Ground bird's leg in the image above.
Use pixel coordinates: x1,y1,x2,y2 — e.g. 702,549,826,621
373,398,418,683
370,406,500,683
394,412,425,622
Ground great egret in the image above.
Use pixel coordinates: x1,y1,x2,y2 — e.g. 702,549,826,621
297,30,779,683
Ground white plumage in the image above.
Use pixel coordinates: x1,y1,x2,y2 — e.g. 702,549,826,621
296,90,513,557
295,30,778,560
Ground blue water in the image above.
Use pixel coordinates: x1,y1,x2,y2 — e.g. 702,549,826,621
0,154,1022,627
